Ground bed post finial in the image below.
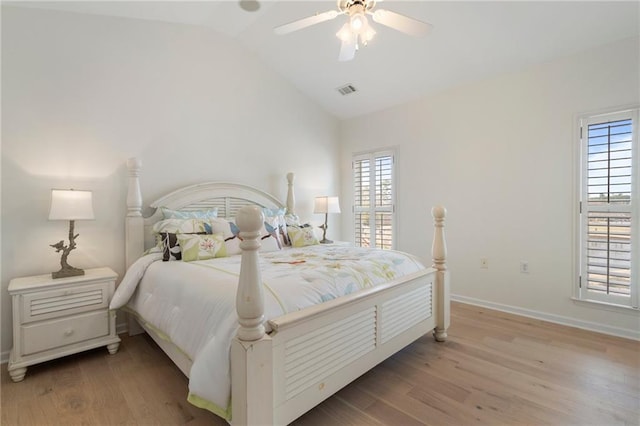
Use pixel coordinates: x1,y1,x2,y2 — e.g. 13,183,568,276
431,205,450,342
125,158,144,269
236,205,266,341
285,172,295,216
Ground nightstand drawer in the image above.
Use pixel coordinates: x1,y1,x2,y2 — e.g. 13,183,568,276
21,282,109,324
21,310,110,355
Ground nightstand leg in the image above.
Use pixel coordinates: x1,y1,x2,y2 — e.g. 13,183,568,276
107,342,120,355
8,366,27,382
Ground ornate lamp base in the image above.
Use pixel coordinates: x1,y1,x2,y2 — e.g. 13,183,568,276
52,266,85,279
50,219,85,279
318,214,333,244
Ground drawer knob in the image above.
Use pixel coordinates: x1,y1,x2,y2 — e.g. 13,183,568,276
64,328,74,337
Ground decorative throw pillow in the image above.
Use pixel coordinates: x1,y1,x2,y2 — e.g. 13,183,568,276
263,208,290,247
211,218,282,254
152,218,213,234
279,226,291,247
261,221,282,252
177,233,227,262
159,232,181,261
288,225,319,247
211,218,242,255
158,232,207,261
160,207,218,220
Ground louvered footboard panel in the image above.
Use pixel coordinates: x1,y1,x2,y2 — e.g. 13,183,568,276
380,285,432,344
283,307,376,400
271,272,437,425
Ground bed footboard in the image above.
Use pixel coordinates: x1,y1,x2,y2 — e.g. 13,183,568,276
231,205,450,426
268,270,435,425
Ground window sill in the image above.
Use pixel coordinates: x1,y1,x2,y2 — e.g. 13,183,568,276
571,297,639,315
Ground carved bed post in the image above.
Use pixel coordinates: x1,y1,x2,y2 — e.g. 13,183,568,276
432,206,450,342
125,158,146,336
126,158,143,269
231,205,274,426
285,172,295,216
235,206,266,341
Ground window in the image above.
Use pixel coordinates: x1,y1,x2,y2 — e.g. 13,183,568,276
353,150,395,249
578,107,639,308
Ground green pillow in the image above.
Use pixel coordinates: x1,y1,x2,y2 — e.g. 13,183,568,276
288,225,319,248
177,233,227,261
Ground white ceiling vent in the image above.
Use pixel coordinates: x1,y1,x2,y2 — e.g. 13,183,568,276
337,84,357,96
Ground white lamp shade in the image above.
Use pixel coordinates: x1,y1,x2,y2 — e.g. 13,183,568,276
314,196,341,214
49,189,95,220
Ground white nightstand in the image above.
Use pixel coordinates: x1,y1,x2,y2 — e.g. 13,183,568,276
7,267,121,382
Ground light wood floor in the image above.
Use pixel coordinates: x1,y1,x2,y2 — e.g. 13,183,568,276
2,302,638,425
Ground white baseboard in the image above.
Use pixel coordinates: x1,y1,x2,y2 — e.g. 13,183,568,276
452,294,640,341
1,350,9,364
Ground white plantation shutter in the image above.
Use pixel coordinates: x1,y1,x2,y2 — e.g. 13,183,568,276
579,108,639,308
353,151,395,249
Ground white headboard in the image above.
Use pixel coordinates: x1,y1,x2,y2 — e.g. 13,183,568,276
125,158,295,268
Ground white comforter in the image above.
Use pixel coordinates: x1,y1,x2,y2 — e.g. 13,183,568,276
111,245,425,419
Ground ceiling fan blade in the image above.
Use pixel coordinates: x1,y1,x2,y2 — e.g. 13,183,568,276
371,9,432,36
338,36,357,62
274,10,339,35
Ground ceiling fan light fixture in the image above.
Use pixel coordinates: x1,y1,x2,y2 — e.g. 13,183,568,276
361,21,376,44
350,12,365,32
274,0,432,61
336,22,352,42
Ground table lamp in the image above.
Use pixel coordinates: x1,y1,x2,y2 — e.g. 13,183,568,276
314,196,341,244
49,189,95,279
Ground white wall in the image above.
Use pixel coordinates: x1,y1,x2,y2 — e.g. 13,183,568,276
340,37,640,338
1,6,340,356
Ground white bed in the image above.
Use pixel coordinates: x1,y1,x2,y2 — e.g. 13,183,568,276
120,158,450,425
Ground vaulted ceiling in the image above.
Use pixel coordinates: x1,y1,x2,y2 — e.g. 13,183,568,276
12,1,640,119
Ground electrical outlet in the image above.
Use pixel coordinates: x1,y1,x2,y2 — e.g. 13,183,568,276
520,261,529,274
480,258,488,269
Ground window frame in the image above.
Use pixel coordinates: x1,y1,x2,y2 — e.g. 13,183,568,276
576,106,639,310
352,149,396,249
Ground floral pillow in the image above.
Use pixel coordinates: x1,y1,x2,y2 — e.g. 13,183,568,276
263,208,290,247
158,232,206,261
153,218,213,234
211,217,282,254
211,218,242,255
177,233,227,262
288,225,319,247
153,217,219,257
261,221,282,252
160,207,218,220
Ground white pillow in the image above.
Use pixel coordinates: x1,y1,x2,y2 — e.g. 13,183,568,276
152,218,213,234
211,218,282,254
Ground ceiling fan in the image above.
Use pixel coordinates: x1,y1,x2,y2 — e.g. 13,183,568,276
274,0,432,62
